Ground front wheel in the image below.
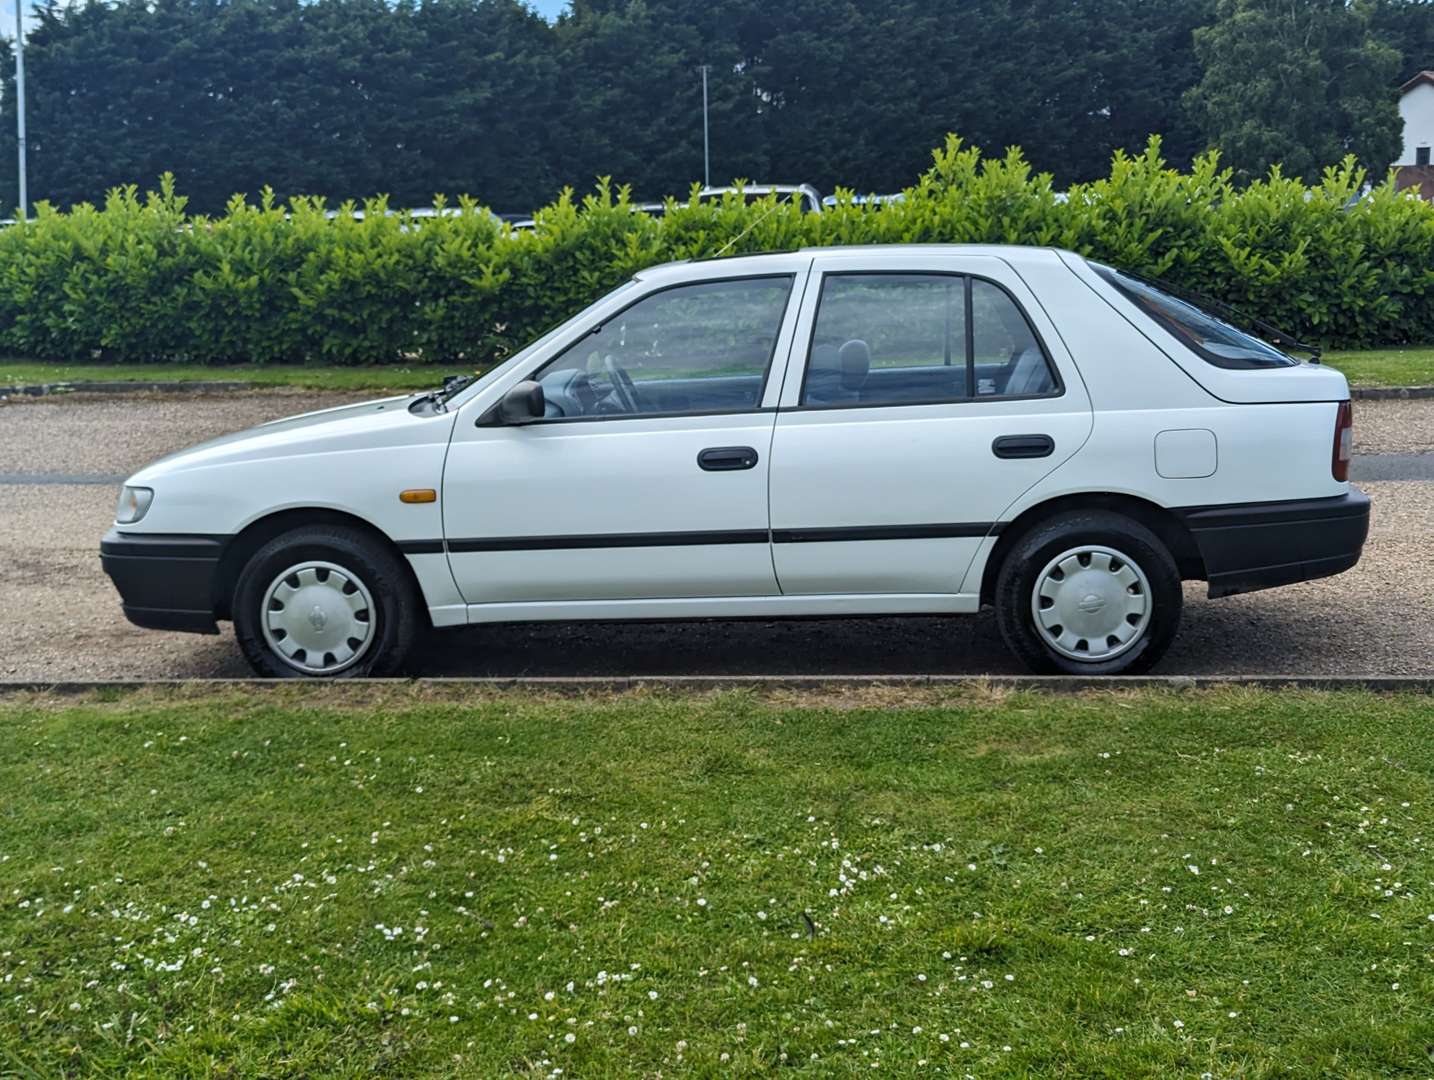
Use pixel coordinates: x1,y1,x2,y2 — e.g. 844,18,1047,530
233,525,421,678
993,510,1182,675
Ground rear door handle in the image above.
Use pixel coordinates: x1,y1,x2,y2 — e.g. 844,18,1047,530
698,446,760,471
992,434,1054,459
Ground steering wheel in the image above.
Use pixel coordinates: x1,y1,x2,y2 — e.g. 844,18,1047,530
602,354,640,413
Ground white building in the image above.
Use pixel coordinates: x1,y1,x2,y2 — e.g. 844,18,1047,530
1396,71,1434,198
1397,71,1434,166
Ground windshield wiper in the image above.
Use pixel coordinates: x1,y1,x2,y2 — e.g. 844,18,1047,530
438,374,476,399
408,374,476,416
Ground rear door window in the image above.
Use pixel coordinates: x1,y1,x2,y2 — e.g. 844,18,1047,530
800,273,1059,406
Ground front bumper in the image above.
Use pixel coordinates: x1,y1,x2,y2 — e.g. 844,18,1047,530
100,529,227,634
1177,489,1371,598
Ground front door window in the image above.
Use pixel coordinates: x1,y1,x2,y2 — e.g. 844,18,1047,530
532,276,794,420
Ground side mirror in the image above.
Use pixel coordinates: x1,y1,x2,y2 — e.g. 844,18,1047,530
481,380,545,426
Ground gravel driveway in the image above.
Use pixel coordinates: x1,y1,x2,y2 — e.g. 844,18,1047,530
1,390,1430,679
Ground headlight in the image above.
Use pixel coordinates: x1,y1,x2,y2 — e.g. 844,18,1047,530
115,485,154,524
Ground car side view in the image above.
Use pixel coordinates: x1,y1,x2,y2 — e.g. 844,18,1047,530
101,245,1370,677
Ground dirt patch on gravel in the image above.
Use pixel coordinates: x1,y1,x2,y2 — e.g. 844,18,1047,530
0,390,376,476
4,390,1428,469
2,391,1428,680
1,478,1427,680
1353,398,1434,455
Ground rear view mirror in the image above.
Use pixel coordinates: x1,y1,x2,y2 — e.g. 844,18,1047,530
480,380,545,426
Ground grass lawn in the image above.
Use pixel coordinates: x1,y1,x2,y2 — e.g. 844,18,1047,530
0,361,465,393
1321,347,1434,388
2,685,1433,1076
3,346,1434,395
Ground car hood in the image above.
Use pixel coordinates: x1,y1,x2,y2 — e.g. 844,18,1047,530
127,393,438,483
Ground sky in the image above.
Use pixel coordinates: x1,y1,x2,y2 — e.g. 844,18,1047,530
529,0,569,20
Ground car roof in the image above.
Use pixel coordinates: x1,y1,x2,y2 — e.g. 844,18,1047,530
633,244,1076,284
801,243,1070,263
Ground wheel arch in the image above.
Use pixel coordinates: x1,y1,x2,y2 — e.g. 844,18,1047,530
979,492,1205,606
212,507,427,623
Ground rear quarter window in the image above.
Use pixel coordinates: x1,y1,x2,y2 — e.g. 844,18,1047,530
1092,264,1298,370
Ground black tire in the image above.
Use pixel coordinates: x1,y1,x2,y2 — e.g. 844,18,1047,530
232,524,422,678
993,510,1182,676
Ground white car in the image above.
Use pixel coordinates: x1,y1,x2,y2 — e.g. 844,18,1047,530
101,245,1369,677
633,183,825,218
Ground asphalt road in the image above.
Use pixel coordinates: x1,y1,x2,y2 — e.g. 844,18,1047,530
1,390,1431,680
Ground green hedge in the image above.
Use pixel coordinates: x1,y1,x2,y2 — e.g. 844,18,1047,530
4,135,1433,365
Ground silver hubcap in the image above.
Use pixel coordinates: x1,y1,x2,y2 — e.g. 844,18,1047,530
1030,545,1151,662
260,561,375,675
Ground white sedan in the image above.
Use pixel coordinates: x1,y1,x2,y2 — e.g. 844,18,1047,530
102,245,1369,677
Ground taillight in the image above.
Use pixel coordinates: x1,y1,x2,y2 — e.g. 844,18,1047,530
1332,400,1352,482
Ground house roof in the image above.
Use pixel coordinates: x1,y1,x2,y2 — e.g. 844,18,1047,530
1400,71,1434,95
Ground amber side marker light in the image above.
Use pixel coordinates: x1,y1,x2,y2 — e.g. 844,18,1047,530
400,489,437,504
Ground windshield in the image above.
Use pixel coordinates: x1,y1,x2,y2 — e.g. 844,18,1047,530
1092,263,1299,370
438,278,643,410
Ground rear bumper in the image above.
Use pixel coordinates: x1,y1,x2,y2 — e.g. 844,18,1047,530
100,529,227,634
1176,489,1371,598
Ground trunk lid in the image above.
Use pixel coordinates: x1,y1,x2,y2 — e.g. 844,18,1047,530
1191,360,1351,405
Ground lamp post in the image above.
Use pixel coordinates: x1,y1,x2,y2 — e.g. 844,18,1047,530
14,0,25,220
700,64,709,188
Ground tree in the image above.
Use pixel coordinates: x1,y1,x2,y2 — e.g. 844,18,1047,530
0,0,562,213
702,0,1214,195
0,0,1222,212
1185,0,1403,181
1370,0,1434,84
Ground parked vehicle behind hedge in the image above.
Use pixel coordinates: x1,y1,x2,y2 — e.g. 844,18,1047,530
101,244,1368,678
633,183,825,219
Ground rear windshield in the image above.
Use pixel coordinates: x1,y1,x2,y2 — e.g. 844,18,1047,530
1092,263,1298,370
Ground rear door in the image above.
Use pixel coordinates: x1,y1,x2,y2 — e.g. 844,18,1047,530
768,252,1092,596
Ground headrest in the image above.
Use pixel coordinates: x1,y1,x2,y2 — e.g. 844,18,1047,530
836,339,871,389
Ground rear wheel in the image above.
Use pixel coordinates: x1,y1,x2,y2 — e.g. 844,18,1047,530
993,510,1182,675
233,525,421,678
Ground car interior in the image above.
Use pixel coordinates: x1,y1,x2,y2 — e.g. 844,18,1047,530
537,361,770,418
802,338,1055,405
535,334,1056,418
531,273,1058,420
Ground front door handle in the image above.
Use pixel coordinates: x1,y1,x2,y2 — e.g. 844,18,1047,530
698,446,760,471
992,434,1054,459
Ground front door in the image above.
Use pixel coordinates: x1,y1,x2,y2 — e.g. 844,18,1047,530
768,253,1093,596
442,271,806,607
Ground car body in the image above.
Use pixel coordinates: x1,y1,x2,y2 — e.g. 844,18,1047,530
318,207,506,231
821,193,904,208
101,244,1369,677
